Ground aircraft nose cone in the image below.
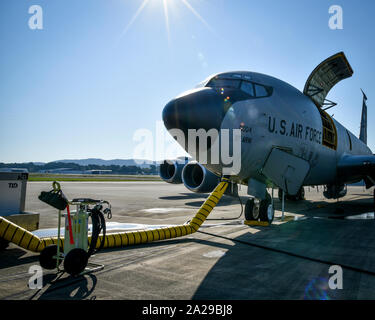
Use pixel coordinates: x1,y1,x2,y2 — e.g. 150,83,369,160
162,87,224,135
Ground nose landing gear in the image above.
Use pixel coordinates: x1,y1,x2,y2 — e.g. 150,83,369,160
245,193,274,224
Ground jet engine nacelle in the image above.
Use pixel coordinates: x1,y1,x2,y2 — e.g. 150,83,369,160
159,160,185,184
182,162,220,193
323,184,347,199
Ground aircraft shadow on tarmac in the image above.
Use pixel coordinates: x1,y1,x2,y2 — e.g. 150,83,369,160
155,192,374,299
95,197,374,300
92,191,373,300
191,214,375,300
159,193,242,208
159,193,209,201
273,195,374,219
160,192,374,214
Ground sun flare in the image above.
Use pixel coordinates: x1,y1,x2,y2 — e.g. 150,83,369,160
121,0,213,42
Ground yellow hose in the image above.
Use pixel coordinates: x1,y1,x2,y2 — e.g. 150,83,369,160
0,180,229,253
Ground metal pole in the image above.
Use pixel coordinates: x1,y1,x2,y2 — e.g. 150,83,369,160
56,209,61,270
282,189,285,221
75,204,79,247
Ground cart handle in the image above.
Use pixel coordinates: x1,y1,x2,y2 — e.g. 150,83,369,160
66,205,75,245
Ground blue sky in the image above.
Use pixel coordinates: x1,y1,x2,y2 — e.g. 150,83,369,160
0,0,374,162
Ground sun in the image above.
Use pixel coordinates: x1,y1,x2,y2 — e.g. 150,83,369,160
120,0,213,44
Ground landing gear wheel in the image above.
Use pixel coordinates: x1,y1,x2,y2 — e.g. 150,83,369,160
0,238,9,251
245,198,259,221
39,245,62,270
278,187,305,201
259,194,274,224
64,248,88,277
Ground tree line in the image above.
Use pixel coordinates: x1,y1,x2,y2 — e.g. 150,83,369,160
0,162,159,175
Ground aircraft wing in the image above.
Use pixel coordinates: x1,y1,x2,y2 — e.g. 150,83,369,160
337,154,375,187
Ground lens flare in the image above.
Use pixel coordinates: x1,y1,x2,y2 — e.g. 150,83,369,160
180,0,214,34
163,0,171,46
119,0,214,43
121,0,150,37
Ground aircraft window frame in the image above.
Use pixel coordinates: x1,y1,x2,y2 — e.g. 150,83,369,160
254,83,269,97
240,81,255,97
240,80,273,98
206,77,273,99
206,78,241,89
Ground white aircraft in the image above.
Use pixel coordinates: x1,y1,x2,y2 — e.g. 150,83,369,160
159,52,374,224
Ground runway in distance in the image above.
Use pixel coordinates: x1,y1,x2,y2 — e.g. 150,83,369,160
159,52,375,223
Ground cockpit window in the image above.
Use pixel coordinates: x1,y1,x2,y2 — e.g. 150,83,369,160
206,78,241,89
254,83,269,97
240,81,255,97
206,76,273,99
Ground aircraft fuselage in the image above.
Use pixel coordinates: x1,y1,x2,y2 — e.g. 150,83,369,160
162,71,372,194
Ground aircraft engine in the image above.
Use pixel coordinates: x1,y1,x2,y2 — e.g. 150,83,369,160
159,160,185,184
182,162,220,193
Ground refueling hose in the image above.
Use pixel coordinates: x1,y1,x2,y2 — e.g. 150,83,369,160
88,205,107,257
0,179,229,253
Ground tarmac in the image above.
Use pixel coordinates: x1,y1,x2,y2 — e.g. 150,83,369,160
0,181,375,300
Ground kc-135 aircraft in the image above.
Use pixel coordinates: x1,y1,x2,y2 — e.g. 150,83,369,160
159,52,374,223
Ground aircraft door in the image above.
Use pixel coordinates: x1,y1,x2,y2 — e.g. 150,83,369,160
262,148,310,195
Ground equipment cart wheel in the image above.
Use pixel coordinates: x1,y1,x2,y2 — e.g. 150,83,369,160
64,248,88,276
39,245,62,270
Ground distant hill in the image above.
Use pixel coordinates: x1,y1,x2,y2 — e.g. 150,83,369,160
0,158,159,174
32,162,46,166
53,158,156,168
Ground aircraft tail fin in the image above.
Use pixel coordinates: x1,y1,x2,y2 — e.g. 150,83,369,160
359,89,368,144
